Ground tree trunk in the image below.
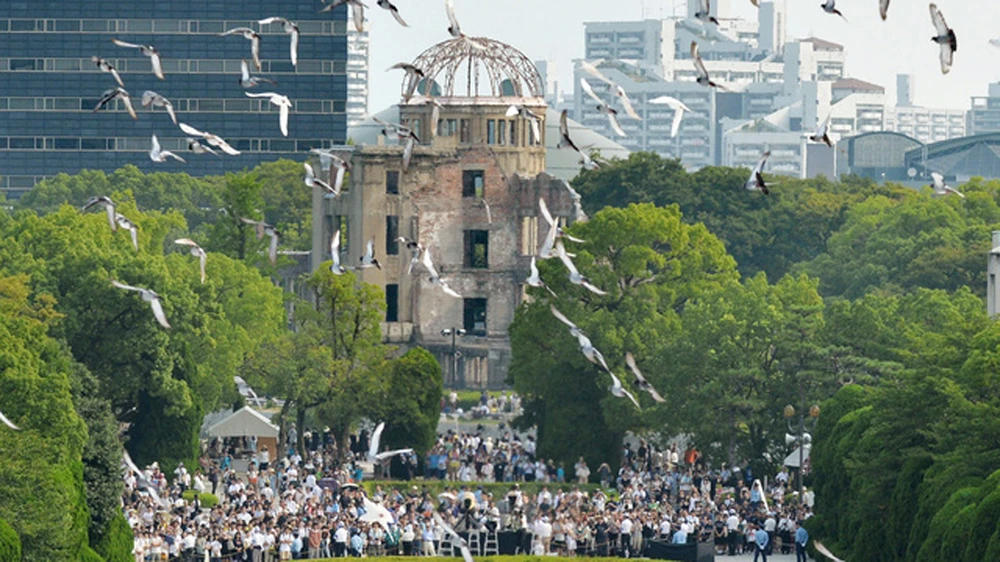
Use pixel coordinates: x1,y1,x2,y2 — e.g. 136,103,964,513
296,404,307,455
277,399,293,454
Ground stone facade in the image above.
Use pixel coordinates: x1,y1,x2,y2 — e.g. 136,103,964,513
312,99,579,389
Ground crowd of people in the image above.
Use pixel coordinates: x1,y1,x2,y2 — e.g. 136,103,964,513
125,414,815,561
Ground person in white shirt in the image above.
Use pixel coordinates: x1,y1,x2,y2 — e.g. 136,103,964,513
279,528,295,561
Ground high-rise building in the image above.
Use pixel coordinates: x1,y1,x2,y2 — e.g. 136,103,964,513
346,26,370,127
0,2,349,199
969,83,1000,135
897,74,916,107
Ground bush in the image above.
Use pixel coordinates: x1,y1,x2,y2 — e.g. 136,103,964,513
0,519,21,562
77,545,104,562
94,514,132,562
181,490,219,508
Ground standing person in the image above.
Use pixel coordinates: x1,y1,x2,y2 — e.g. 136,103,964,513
753,524,769,562
794,521,809,562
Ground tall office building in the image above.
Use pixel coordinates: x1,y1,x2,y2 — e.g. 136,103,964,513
897,74,916,107
346,26,370,127
969,83,1000,135
0,2,349,198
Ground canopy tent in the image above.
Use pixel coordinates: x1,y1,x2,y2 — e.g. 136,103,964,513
203,406,278,439
783,444,811,468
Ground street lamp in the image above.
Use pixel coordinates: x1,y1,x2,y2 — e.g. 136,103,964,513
441,328,466,388
784,403,820,502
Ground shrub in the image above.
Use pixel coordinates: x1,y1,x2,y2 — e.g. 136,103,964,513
77,545,104,562
94,514,132,562
181,490,219,508
0,519,21,562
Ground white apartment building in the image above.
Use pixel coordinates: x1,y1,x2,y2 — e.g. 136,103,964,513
346,26,370,127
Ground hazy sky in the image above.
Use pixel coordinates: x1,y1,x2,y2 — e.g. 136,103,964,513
367,0,994,113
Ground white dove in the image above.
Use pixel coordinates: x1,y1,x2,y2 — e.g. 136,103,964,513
91,56,124,87
358,239,382,270
187,138,219,156
240,218,281,265
245,92,292,136
175,238,207,283
258,17,299,66
111,39,165,79
178,123,241,156
930,172,964,198
445,0,485,49
649,96,692,138
239,58,277,88
141,91,177,124
745,151,770,195
367,422,413,463
506,104,542,144
322,0,367,33
581,78,626,137
111,280,171,329
526,256,557,297
608,371,641,409
233,376,264,407
557,241,607,295
304,163,340,196
579,60,641,120
115,213,140,251
219,27,261,70
433,513,475,562
149,135,186,164
691,42,727,90
0,410,20,431
397,237,424,275
929,3,957,75
625,352,665,403
809,114,833,147
82,196,117,232
422,249,462,298
94,87,138,120
330,230,347,275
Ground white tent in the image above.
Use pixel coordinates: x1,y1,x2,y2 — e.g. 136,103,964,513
204,406,278,439
784,444,812,468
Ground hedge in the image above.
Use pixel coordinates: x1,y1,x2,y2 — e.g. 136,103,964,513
361,481,607,499
77,545,104,562
94,514,133,562
0,519,20,562
181,490,219,508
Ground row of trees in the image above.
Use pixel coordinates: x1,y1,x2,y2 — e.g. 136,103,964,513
510,152,1000,560
1,164,442,561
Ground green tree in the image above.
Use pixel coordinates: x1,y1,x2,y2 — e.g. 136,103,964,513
375,347,444,455
509,203,739,470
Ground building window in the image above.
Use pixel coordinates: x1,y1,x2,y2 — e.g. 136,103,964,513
462,170,484,198
386,170,399,194
464,230,489,268
463,298,487,336
498,119,507,145
386,216,399,255
386,284,399,322
487,120,496,144
459,119,471,143
442,119,458,137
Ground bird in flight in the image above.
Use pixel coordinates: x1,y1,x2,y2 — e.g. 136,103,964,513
388,63,425,101
580,78,627,137
694,0,720,25
115,213,140,251
358,239,382,270
446,0,485,50
94,87,138,120
557,241,607,296
304,163,340,197
744,151,771,195
149,135,186,164
691,42,727,90
92,56,124,87
239,59,277,89
111,280,171,329
0,410,20,431
526,256,557,297
579,60,641,120
179,123,241,156
258,17,299,67
175,238,207,283
322,0,366,34
929,3,957,74
220,27,262,71
82,196,118,232
930,172,964,198
141,91,177,125
330,230,347,275
377,0,409,27
821,0,848,21
625,352,666,403
422,249,462,298
111,38,165,79
809,114,833,147
245,92,292,137
240,218,281,265
648,96,692,138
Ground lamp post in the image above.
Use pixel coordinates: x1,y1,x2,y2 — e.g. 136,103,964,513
784,403,820,502
441,328,466,388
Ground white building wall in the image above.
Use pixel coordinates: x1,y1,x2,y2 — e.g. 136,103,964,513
346,27,370,127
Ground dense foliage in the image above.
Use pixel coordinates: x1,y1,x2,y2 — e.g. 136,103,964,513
0,518,21,562
516,153,1000,559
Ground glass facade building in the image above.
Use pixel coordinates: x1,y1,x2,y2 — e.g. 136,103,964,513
0,1,349,198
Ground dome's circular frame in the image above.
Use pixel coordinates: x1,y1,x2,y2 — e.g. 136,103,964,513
403,37,544,99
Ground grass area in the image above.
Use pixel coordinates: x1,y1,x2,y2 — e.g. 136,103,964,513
309,558,668,562
362,481,606,498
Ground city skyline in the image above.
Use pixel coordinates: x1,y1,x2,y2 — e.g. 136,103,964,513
367,0,993,114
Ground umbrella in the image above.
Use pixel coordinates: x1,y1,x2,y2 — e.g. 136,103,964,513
438,492,457,502
318,478,338,491
341,482,360,490
360,497,395,527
